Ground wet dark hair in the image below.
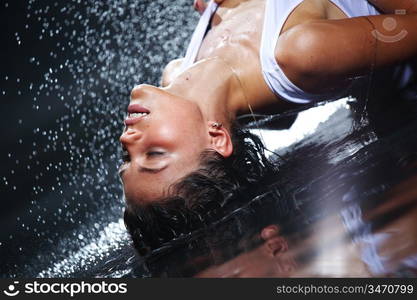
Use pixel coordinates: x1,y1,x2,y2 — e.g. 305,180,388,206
124,124,281,256
142,189,298,277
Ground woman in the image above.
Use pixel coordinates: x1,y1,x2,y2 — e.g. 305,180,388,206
120,0,417,206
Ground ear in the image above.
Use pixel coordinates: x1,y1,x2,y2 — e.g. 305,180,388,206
208,122,234,158
261,225,280,240
260,225,289,257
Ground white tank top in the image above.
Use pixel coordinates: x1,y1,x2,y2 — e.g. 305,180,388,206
180,0,380,104
178,1,219,74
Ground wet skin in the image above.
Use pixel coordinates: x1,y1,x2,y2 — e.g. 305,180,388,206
119,63,236,205
119,0,346,205
119,86,209,203
120,0,417,204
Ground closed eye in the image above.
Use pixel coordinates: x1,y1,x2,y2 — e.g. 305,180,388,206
147,151,165,157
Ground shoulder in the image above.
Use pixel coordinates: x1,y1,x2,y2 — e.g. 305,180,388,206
275,21,341,93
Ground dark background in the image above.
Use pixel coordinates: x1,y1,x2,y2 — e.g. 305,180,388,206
2,0,417,279
0,0,197,276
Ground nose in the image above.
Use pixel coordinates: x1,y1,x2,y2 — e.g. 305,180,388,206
119,128,142,146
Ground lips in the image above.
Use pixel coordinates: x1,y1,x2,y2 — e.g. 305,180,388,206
125,103,150,126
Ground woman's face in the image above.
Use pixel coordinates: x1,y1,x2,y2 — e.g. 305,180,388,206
119,84,211,204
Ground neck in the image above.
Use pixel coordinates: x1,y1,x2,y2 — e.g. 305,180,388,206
164,57,247,131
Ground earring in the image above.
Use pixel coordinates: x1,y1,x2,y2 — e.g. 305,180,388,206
211,122,222,129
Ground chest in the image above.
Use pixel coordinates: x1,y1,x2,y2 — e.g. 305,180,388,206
196,0,346,61
196,0,266,61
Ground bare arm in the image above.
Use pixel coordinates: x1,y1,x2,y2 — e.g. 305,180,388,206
276,10,417,94
367,0,417,14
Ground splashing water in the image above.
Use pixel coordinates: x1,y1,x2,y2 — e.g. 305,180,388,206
0,0,197,277
2,0,417,278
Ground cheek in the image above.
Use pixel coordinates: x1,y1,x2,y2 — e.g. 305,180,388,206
148,124,180,147
149,118,206,149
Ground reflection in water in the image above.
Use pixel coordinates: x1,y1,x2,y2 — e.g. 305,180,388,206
139,103,417,278
1,0,417,278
